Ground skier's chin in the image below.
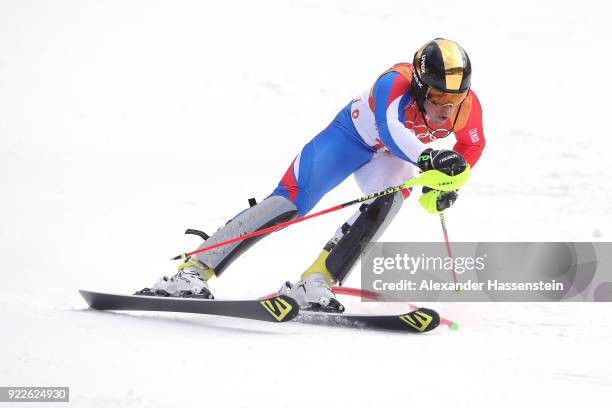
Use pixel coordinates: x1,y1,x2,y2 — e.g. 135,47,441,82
430,116,448,126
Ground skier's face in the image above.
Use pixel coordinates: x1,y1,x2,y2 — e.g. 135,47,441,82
423,88,467,125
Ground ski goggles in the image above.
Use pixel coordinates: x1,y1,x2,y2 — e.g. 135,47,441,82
426,87,469,107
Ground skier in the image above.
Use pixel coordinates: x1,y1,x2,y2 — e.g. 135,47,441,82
141,38,485,311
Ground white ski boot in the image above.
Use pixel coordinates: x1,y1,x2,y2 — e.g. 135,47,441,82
279,249,345,312
137,256,214,299
279,262,345,313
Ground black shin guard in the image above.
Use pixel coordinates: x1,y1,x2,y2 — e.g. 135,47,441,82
325,191,404,284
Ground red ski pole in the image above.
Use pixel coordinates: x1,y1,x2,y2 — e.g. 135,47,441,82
170,167,471,260
171,185,406,260
439,213,458,286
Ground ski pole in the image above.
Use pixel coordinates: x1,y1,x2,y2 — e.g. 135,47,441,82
171,167,470,261
439,213,458,286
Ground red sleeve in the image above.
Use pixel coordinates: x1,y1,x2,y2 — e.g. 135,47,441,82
453,91,485,168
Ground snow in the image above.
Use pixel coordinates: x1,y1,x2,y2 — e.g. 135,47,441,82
1,0,611,406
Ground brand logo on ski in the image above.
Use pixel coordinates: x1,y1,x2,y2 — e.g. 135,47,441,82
399,310,433,332
260,297,294,322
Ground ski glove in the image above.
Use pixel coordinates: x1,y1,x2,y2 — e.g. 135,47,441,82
417,148,467,176
419,187,458,214
417,149,464,214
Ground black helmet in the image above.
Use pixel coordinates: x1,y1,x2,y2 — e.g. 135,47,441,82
412,38,471,109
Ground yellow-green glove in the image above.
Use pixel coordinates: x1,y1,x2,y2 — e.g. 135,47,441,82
419,187,459,214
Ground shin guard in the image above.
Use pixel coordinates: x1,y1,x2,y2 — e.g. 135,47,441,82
196,195,298,276
325,191,405,284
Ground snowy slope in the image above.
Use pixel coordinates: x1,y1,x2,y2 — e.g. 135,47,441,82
1,0,611,407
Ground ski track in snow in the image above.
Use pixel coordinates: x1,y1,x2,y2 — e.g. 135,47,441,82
1,0,611,407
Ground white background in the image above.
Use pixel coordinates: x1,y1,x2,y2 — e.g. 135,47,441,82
1,0,611,407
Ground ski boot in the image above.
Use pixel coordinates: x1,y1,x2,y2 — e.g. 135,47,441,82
279,250,344,313
136,255,215,299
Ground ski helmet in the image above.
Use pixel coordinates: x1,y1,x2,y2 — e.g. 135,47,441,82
412,38,471,110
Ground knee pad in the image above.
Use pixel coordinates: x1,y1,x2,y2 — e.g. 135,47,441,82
196,195,298,276
325,191,405,284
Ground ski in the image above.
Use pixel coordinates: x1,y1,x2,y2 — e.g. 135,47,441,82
294,307,441,333
79,290,300,323
80,290,441,332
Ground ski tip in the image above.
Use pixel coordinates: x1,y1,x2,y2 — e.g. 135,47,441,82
450,322,459,331
79,289,116,311
78,289,96,308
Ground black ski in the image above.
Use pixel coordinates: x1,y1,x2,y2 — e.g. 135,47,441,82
295,307,440,333
79,290,300,323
